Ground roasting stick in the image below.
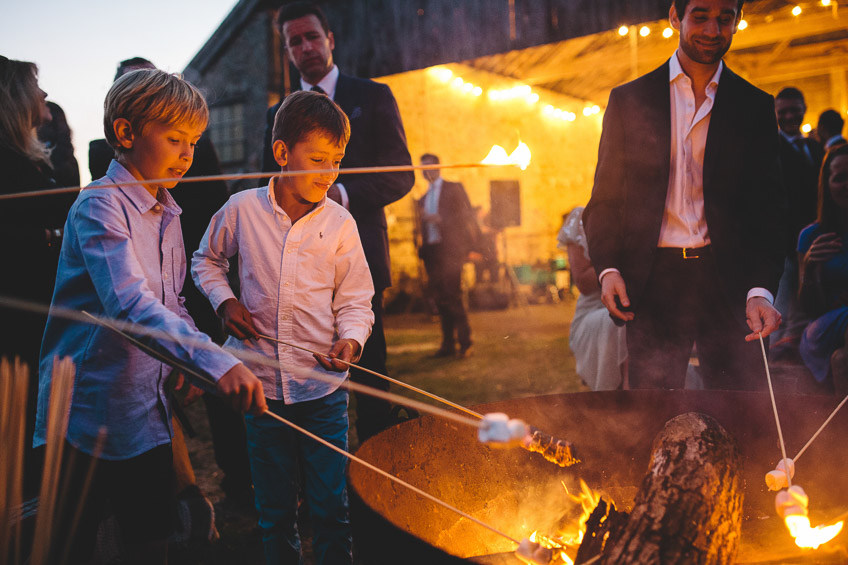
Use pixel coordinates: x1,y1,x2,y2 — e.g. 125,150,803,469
258,333,483,419
759,333,793,488
259,334,581,466
77,311,481,430
264,410,521,546
791,393,848,464
0,161,507,202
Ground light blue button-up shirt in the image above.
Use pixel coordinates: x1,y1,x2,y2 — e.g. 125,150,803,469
35,161,241,460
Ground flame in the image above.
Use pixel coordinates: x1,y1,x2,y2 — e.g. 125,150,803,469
785,516,844,549
481,142,532,170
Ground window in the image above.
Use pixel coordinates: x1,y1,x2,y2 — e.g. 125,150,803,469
208,103,245,165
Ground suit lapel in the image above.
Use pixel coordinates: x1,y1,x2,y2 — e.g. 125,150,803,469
704,65,738,199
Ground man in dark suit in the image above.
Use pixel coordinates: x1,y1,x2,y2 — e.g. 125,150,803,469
262,2,414,441
818,109,846,151
583,0,785,390
415,153,480,358
770,87,825,359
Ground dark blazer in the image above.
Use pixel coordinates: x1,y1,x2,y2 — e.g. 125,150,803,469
778,135,824,255
262,73,414,291
583,61,786,321
415,180,479,266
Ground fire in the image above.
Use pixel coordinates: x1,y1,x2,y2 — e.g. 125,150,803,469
785,516,844,549
481,142,532,170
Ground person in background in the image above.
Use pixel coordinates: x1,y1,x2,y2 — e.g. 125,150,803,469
415,153,480,358
770,87,826,361
0,56,76,498
817,109,846,151
558,207,627,390
798,143,848,391
262,1,414,441
37,101,79,188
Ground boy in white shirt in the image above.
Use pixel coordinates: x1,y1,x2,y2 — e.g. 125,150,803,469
192,90,373,564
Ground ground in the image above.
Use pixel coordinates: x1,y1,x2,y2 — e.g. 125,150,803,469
173,299,584,564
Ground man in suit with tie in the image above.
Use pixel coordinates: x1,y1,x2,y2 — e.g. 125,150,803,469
583,0,785,390
415,153,481,358
770,87,825,359
262,1,414,441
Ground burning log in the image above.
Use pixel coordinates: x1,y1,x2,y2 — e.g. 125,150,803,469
577,412,743,565
524,426,580,467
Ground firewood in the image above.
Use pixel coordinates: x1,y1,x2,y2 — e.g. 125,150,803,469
578,412,743,565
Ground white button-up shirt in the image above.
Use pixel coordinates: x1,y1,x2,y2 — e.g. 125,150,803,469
192,182,374,403
658,52,722,248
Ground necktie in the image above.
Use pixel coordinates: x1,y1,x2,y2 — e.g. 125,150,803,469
310,85,326,95
793,138,813,166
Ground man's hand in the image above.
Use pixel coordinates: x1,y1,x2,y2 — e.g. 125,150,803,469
745,296,782,341
218,298,260,340
600,271,635,322
174,372,204,406
216,363,267,415
315,338,361,372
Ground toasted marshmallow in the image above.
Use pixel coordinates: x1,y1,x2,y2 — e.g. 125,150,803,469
775,485,809,518
765,458,796,491
515,538,553,565
478,413,530,448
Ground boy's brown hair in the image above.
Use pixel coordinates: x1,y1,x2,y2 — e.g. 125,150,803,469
271,90,350,151
104,69,208,151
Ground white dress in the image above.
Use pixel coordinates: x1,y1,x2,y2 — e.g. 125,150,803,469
558,207,627,391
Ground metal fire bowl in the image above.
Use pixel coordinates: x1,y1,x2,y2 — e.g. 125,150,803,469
349,390,848,564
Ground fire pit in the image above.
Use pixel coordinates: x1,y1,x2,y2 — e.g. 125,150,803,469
349,390,848,563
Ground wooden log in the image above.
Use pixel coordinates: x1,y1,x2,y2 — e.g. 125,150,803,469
578,412,744,565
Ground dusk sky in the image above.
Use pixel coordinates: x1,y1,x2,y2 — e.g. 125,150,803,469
0,0,239,184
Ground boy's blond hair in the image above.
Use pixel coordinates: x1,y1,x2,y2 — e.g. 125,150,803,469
104,69,208,151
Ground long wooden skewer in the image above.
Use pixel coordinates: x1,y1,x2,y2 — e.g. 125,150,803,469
79,311,481,430
759,333,793,488
792,393,848,464
259,334,484,419
0,161,513,201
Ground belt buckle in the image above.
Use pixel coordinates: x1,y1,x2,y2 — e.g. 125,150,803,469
682,247,700,260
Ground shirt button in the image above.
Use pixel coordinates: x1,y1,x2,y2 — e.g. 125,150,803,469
285,282,290,286
287,249,293,254
153,204,161,212
163,272,168,279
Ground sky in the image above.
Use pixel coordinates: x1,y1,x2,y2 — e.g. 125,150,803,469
0,0,239,185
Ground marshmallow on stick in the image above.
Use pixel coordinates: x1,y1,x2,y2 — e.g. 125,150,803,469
515,538,554,565
478,413,531,448
775,485,809,518
765,458,796,491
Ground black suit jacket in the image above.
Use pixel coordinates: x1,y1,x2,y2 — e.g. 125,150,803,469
583,61,786,321
262,73,414,291
415,180,479,267
778,135,824,255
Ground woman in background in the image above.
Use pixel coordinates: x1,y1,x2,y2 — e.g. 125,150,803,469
558,207,627,390
798,143,848,389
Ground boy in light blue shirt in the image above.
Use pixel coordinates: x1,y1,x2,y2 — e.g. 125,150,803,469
36,69,266,564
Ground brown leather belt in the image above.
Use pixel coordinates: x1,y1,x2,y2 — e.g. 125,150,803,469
657,245,711,259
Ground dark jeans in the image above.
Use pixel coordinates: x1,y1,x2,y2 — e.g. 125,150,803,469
421,244,471,350
245,389,352,565
349,290,391,442
627,247,766,391
53,442,175,564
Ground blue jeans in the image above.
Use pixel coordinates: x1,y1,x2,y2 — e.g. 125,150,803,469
245,388,352,565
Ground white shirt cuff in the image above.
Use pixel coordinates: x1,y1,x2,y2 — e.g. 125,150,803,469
336,183,350,210
598,268,620,284
747,287,774,304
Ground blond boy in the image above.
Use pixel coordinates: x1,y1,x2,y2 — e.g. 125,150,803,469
35,69,266,564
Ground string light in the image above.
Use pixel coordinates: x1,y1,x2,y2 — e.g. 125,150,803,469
738,19,748,30
792,5,802,16
663,27,674,38
802,123,812,134
821,0,831,5
639,25,650,37
618,25,629,36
